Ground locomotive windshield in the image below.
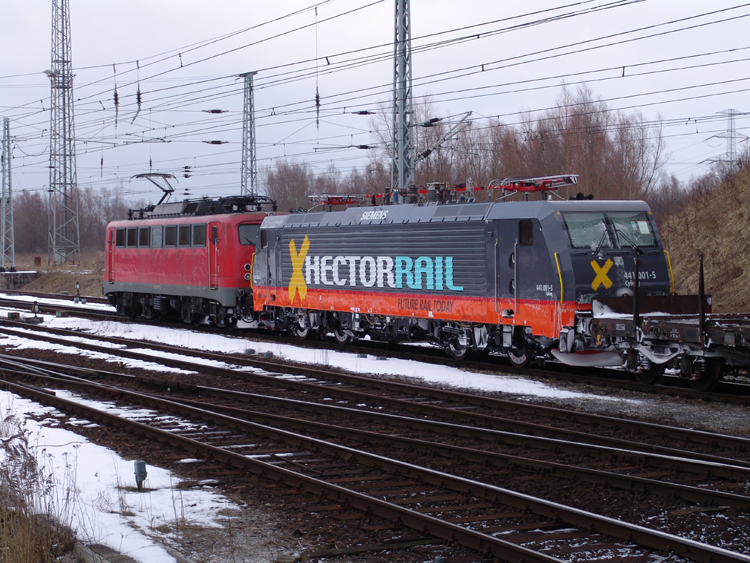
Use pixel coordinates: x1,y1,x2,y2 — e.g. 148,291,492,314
563,213,611,249
563,211,656,250
238,223,260,246
608,212,657,247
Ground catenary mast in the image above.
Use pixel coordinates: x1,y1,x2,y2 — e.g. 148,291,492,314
391,0,414,200
240,71,258,197
46,0,80,265
1,118,15,272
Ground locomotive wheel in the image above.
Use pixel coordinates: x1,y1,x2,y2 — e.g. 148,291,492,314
333,328,353,345
507,347,531,368
292,310,314,340
294,324,311,340
689,358,722,392
446,339,472,360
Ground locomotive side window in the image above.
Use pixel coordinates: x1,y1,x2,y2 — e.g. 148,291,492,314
608,212,656,247
138,227,150,247
192,224,206,247
151,226,163,248
178,225,191,247
164,226,177,247
260,229,268,248
115,228,126,247
563,213,611,250
126,228,138,247
238,224,260,246
519,220,533,247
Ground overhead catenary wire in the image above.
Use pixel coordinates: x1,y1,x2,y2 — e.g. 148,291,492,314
3,0,749,199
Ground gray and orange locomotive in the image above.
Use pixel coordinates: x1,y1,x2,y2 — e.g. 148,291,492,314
252,187,696,381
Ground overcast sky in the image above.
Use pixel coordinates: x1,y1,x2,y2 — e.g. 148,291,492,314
1,0,749,203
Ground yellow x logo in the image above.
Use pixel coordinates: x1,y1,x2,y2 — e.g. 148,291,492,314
591,259,613,291
288,235,310,304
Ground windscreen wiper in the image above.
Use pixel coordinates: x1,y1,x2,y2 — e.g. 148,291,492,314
613,227,643,256
591,229,610,256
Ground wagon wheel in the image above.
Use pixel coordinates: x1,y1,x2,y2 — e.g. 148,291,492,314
333,328,353,345
689,358,722,392
628,352,665,385
634,361,665,384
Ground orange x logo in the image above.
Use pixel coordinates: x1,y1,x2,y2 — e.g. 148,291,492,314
591,259,613,291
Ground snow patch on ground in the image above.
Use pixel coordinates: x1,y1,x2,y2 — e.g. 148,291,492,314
0,391,252,563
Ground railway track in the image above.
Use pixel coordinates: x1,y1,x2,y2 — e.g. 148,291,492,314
0,322,749,551
1,294,750,404
3,318,750,457
0,289,109,305
5,351,750,509
3,357,750,563
2,321,750,461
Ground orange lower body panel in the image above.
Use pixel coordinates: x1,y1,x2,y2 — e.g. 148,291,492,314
254,285,576,338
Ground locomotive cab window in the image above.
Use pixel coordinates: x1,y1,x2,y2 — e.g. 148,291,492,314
260,229,268,248
115,228,126,247
126,228,138,248
164,225,177,247
192,224,206,247
138,227,150,248
238,224,260,246
519,219,533,247
608,212,656,247
178,225,192,247
563,212,611,250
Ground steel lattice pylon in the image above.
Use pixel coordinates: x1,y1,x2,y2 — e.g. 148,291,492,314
391,0,414,196
1,118,15,272
240,71,258,197
47,0,80,265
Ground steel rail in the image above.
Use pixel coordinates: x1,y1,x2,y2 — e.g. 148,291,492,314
3,296,750,405
3,295,750,405
0,290,109,305
2,325,750,473
2,320,749,451
2,376,749,563
4,358,748,509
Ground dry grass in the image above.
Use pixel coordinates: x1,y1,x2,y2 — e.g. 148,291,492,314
13,252,106,298
660,167,750,313
0,409,77,562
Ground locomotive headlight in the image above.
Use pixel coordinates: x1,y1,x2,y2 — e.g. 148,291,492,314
244,273,251,281
244,263,252,271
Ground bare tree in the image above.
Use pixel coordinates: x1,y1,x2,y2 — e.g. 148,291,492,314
263,159,314,212
13,190,47,254
363,85,667,202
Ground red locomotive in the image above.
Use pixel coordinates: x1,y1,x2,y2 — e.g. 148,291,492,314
103,196,276,327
